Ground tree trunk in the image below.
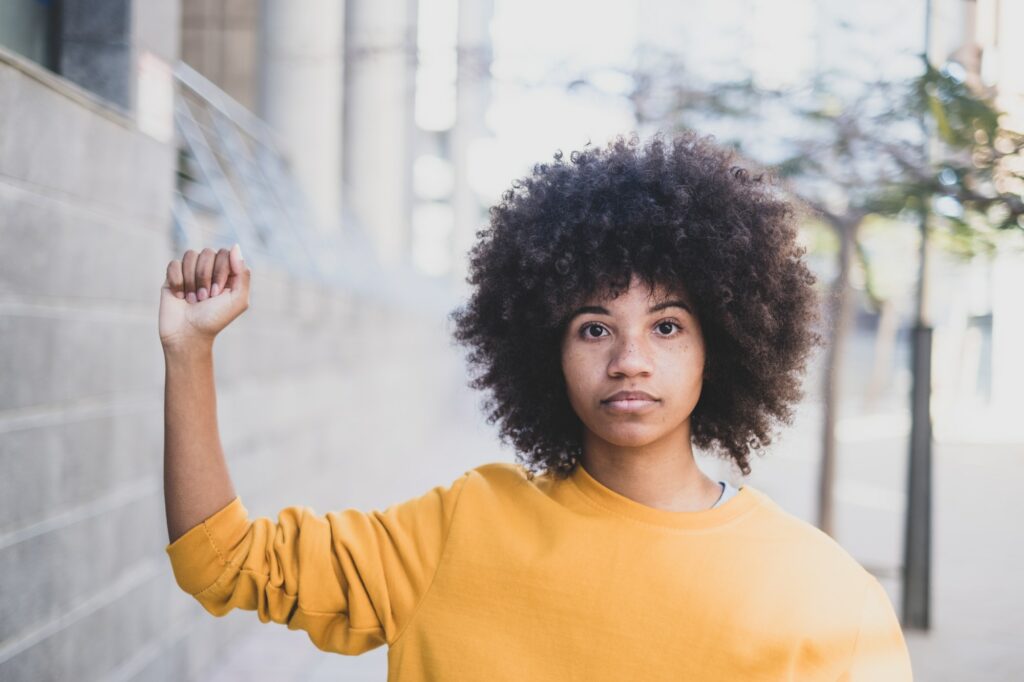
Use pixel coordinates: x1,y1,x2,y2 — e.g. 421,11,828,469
903,207,933,629
818,217,858,537
864,297,898,409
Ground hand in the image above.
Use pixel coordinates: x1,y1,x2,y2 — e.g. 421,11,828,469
159,244,250,351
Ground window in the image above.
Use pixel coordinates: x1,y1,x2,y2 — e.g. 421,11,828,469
0,0,60,70
0,0,133,111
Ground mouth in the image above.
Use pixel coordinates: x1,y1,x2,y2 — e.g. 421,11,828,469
601,391,660,414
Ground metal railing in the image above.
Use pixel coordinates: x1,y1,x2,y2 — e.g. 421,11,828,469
171,60,461,313
173,61,319,271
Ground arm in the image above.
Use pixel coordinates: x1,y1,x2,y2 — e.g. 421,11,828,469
164,472,471,654
159,244,472,654
841,577,914,681
163,341,236,543
160,244,248,542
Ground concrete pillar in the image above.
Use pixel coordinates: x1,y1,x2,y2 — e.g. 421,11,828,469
450,0,493,285
180,0,260,112
991,250,1024,418
343,0,418,267
259,0,345,237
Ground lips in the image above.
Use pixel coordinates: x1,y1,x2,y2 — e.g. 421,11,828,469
602,390,658,402
601,390,660,414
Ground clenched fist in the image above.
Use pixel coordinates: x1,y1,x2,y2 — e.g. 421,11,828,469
159,244,250,351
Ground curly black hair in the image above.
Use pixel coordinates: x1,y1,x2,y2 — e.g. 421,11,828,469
450,132,821,480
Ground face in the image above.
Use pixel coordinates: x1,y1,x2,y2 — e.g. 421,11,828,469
560,274,706,451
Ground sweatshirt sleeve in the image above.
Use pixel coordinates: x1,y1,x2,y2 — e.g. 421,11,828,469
164,472,471,655
841,576,914,681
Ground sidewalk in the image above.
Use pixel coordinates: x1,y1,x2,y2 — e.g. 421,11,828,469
198,408,1023,681
200,625,387,682
735,405,1024,681
900,439,1024,680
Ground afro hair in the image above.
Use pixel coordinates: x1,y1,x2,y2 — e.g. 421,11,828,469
450,132,822,479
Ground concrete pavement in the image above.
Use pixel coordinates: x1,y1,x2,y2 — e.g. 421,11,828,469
196,403,1023,681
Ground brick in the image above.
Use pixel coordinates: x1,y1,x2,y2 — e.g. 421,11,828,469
0,494,163,645
0,405,161,532
0,67,92,196
0,64,174,222
0,183,171,303
0,30,506,682
0,569,190,681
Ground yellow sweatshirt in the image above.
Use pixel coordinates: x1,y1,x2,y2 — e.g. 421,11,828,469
166,462,913,681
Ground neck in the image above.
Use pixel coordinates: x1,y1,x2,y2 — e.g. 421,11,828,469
580,423,722,512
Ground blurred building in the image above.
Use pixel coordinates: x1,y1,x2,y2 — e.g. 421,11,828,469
178,0,494,282
629,4,1024,679
3,2,1019,680
930,0,1024,431
0,1,499,681
632,0,1024,429
933,0,1024,122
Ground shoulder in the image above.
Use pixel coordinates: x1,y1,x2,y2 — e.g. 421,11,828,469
463,461,533,487
742,486,875,586
451,461,548,509
733,487,888,637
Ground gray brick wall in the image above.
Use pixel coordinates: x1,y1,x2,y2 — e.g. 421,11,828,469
0,32,503,682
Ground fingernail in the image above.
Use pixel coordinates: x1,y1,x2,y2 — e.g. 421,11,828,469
176,291,185,299
211,283,220,297
198,287,208,301
233,243,244,262
187,292,196,304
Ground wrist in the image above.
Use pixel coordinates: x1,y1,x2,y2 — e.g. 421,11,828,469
162,336,215,361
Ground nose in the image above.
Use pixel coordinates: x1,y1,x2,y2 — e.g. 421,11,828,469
607,333,654,377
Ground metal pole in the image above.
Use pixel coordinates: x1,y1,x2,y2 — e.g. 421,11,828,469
903,319,932,629
902,0,934,630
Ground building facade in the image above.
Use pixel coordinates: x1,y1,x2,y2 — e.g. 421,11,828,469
0,2,498,680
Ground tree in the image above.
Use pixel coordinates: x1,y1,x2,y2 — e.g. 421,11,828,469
571,51,1024,620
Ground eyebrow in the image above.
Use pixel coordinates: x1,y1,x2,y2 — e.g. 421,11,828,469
567,299,693,321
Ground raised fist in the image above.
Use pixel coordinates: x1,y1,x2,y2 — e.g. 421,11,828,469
159,244,250,350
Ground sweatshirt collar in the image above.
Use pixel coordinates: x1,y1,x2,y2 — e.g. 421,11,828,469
567,461,761,530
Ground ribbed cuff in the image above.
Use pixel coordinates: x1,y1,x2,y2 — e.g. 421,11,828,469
165,496,250,595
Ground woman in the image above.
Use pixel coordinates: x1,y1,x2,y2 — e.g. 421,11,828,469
160,132,913,680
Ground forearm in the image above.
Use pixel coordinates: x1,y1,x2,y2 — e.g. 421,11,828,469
163,342,237,544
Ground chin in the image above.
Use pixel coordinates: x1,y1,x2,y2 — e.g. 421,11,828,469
590,424,668,449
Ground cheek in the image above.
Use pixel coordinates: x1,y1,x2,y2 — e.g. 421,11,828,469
662,343,705,392
686,349,706,381
561,350,585,393
561,348,599,409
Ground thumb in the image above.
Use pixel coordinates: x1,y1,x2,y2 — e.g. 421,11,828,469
225,243,248,294
229,243,244,271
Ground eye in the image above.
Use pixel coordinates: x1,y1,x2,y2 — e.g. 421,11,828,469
655,320,682,336
579,322,608,339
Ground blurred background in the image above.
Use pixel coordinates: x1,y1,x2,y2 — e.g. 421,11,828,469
0,0,1021,680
